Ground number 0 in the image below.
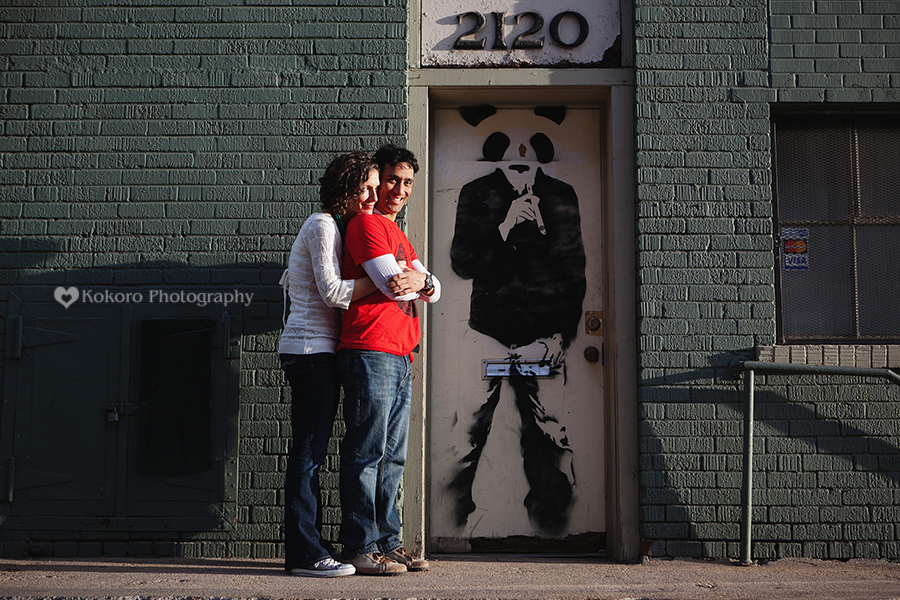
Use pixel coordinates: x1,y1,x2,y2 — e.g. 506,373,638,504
548,11,589,48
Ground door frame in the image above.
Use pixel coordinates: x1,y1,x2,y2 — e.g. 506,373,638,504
404,4,638,558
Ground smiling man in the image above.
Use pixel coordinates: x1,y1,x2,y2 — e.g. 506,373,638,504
375,153,414,218
336,145,440,575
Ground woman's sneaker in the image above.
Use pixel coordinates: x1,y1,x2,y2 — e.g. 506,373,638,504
290,557,356,578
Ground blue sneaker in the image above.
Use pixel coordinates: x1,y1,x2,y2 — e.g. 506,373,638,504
290,557,356,578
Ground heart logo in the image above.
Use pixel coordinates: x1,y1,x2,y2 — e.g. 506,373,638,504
54,286,80,309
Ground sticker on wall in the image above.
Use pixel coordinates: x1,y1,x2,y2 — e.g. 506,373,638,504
782,228,809,271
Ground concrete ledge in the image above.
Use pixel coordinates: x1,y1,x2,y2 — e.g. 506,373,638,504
756,345,900,369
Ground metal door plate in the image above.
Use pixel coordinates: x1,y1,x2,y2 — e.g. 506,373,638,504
482,359,555,379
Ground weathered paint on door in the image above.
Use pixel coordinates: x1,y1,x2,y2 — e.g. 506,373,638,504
429,105,606,543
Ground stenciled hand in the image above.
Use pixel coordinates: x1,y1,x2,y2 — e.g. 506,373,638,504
511,333,566,366
539,333,566,365
498,185,546,241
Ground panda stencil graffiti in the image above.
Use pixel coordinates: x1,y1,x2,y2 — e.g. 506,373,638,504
447,105,587,534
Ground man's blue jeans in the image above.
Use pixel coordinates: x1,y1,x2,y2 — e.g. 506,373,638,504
337,349,412,558
280,353,340,570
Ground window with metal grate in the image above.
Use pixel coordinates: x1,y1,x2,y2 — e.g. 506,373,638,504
773,115,900,343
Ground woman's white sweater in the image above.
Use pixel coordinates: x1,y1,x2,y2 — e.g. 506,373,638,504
278,212,354,355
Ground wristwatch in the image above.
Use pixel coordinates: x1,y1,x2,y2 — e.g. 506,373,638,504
422,273,435,295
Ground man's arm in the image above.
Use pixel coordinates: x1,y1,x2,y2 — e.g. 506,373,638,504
359,254,419,302
346,214,438,302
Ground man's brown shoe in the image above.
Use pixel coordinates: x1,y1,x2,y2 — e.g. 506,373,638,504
349,552,407,575
385,546,430,571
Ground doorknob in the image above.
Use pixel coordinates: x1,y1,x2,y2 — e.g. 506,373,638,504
584,345,601,363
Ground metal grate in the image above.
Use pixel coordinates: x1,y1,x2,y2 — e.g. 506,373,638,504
774,116,900,342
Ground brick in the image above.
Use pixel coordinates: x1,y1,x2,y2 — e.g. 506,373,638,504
863,58,900,72
820,507,870,523
846,525,895,541
770,1,814,15
838,14,886,29
844,73,891,87
779,88,830,103
795,43,840,58
771,57,817,72
816,58,863,72
793,525,842,541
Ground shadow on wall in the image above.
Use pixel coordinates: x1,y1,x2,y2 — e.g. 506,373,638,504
640,351,900,561
0,236,285,335
0,235,290,554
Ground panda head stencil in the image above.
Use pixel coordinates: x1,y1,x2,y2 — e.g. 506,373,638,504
460,105,567,191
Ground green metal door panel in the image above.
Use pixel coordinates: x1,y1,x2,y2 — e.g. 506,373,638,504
122,311,237,520
1,295,240,531
6,301,122,516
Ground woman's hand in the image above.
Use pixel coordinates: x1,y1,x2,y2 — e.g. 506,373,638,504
387,267,426,297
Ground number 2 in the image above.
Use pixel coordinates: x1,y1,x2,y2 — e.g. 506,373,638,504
452,12,486,50
511,12,544,49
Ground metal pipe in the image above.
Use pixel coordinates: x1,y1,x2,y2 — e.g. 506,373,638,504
739,369,754,565
732,358,900,566
738,360,900,387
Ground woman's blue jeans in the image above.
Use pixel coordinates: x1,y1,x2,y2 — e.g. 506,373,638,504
337,349,412,558
280,353,340,570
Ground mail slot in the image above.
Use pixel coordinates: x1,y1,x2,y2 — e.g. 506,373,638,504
482,359,557,379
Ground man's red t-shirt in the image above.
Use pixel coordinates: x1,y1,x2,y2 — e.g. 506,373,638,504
339,213,420,357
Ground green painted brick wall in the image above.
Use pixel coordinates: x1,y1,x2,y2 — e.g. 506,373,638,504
770,0,900,101
636,0,900,561
0,1,408,558
635,0,775,560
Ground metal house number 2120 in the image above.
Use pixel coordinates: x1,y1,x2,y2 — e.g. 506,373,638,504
452,11,589,50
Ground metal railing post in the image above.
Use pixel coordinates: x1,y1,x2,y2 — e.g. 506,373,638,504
739,368,754,565
730,357,900,566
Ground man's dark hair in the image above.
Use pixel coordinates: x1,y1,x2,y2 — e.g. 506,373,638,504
319,151,378,215
373,144,419,174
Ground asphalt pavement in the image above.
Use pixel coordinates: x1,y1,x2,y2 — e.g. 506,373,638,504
2,554,900,600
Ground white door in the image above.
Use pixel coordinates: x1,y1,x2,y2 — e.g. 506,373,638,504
428,104,606,546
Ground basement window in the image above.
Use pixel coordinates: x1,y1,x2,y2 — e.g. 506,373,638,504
136,319,214,480
773,115,900,343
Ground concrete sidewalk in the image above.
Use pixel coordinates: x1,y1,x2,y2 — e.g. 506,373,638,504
2,554,900,600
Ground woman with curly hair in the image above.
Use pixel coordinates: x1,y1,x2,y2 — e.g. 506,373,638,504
277,151,380,577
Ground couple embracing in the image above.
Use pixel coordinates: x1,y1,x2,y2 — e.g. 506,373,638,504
278,146,439,577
